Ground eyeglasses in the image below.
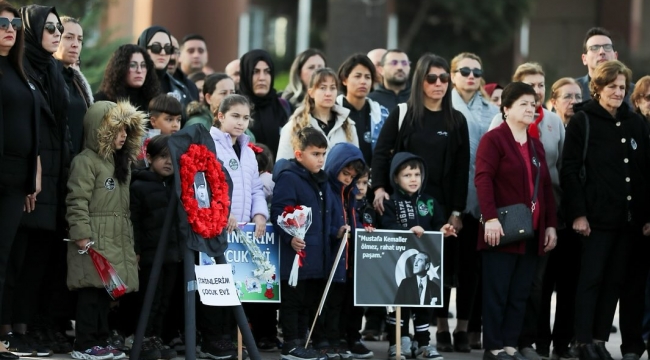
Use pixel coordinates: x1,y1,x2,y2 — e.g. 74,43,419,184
386,59,410,67
561,93,582,101
455,67,483,78
0,17,22,31
587,44,614,53
129,61,147,71
425,73,450,84
44,22,64,35
147,43,174,55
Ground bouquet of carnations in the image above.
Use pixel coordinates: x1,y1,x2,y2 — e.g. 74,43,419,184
77,241,128,300
276,205,312,286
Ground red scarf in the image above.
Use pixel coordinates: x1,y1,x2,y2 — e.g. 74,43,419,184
528,106,545,139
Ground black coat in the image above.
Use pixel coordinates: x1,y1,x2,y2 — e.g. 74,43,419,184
561,100,650,230
20,56,71,232
130,169,181,265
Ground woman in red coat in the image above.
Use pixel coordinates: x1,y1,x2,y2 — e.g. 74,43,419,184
474,82,557,360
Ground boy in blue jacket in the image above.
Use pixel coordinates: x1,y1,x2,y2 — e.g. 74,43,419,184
322,143,373,360
271,127,343,360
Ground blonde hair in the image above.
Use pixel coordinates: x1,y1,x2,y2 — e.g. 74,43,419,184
512,62,545,82
290,67,354,143
630,75,650,112
589,60,632,99
550,77,580,101
450,52,489,99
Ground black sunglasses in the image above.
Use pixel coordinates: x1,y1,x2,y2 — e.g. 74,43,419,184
147,43,174,55
0,17,22,31
44,22,64,35
425,73,450,84
456,67,483,78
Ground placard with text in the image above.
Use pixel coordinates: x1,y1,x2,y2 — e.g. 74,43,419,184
354,229,443,307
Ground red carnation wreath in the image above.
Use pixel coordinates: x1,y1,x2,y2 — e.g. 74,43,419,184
179,144,230,238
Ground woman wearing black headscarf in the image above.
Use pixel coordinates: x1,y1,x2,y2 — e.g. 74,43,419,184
0,5,70,356
0,1,41,358
137,26,194,123
239,49,291,158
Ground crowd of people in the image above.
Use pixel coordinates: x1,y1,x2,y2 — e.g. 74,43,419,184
0,2,649,360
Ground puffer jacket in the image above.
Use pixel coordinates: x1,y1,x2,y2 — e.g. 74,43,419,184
275,103,359,162
210,126,268,222
271,158,335,281
130,168,181,265
324,143,364,283
185,102,214,131
66,100,147,291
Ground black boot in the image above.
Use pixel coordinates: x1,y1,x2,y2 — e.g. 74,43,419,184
579,344,599,360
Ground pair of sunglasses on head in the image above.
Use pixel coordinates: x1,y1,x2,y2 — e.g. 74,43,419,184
0,17,63,34
147,42,175,55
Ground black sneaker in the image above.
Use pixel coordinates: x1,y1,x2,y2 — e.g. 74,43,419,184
314,341,340,360
107,330,129,353
593,343,613,360
50,329,73,354
1,332,37,356
282,340,327,360
139,337,162,360
148,336,177,359
29,329,58,354
22,331,53,357
333,340,352,360
348,340,373,359
435,332,453,353
198,339,237,360
168,333,185,354
257,337,278,352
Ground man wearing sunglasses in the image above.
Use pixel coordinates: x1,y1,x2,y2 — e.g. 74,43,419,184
368,49,411,112
576,27,635,105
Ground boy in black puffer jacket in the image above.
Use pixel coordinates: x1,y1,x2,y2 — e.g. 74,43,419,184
129,135,179,360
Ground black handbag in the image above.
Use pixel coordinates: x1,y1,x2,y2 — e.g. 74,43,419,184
490,140,541,245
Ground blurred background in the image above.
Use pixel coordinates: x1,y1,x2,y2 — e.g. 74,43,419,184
13,0,650,95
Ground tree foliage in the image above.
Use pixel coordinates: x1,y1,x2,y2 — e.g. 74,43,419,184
12,0,127,90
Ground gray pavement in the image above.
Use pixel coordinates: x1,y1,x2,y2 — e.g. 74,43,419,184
41,290,646,360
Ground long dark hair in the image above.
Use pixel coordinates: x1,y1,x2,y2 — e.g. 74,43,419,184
406,53,461,131
0,1,26,82
202,72,231,106
98,44,161,103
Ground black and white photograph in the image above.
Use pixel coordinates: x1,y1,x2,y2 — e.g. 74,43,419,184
354,229,444,307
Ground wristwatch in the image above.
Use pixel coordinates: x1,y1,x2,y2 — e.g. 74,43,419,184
451,211,462,218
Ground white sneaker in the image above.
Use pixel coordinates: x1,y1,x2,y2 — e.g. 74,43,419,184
388,345,405,360
400,337,412,359
415,345,443,360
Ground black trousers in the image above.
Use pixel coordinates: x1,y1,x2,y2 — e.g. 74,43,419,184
139,262,179,338
2,229,64,326
75,288,111,350
280,279,324,343
0,159,29,326
574,228,628,343
434,215,481,321
482,249,537,350
538,228,581,350
386,307,432,345
339,277,364,343
363,307,386,333
245,302,279,341
199,303,234,343
619,233,650,356
518,254,549,349
319,283,345,344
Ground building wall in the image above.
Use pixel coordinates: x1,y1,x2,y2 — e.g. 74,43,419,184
103,0,247,73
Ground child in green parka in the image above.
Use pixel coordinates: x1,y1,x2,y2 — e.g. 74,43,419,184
66,101,147,360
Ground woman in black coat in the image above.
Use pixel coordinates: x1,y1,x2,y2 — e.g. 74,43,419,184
0,1,41,358
371,53,470,352
1,4,70,356
561,60,650,360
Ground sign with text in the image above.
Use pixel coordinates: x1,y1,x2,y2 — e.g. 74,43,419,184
354,229,444,307
195,264,240,306
201,223,280,302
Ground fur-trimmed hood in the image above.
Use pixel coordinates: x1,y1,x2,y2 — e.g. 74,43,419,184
83,101,147,161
